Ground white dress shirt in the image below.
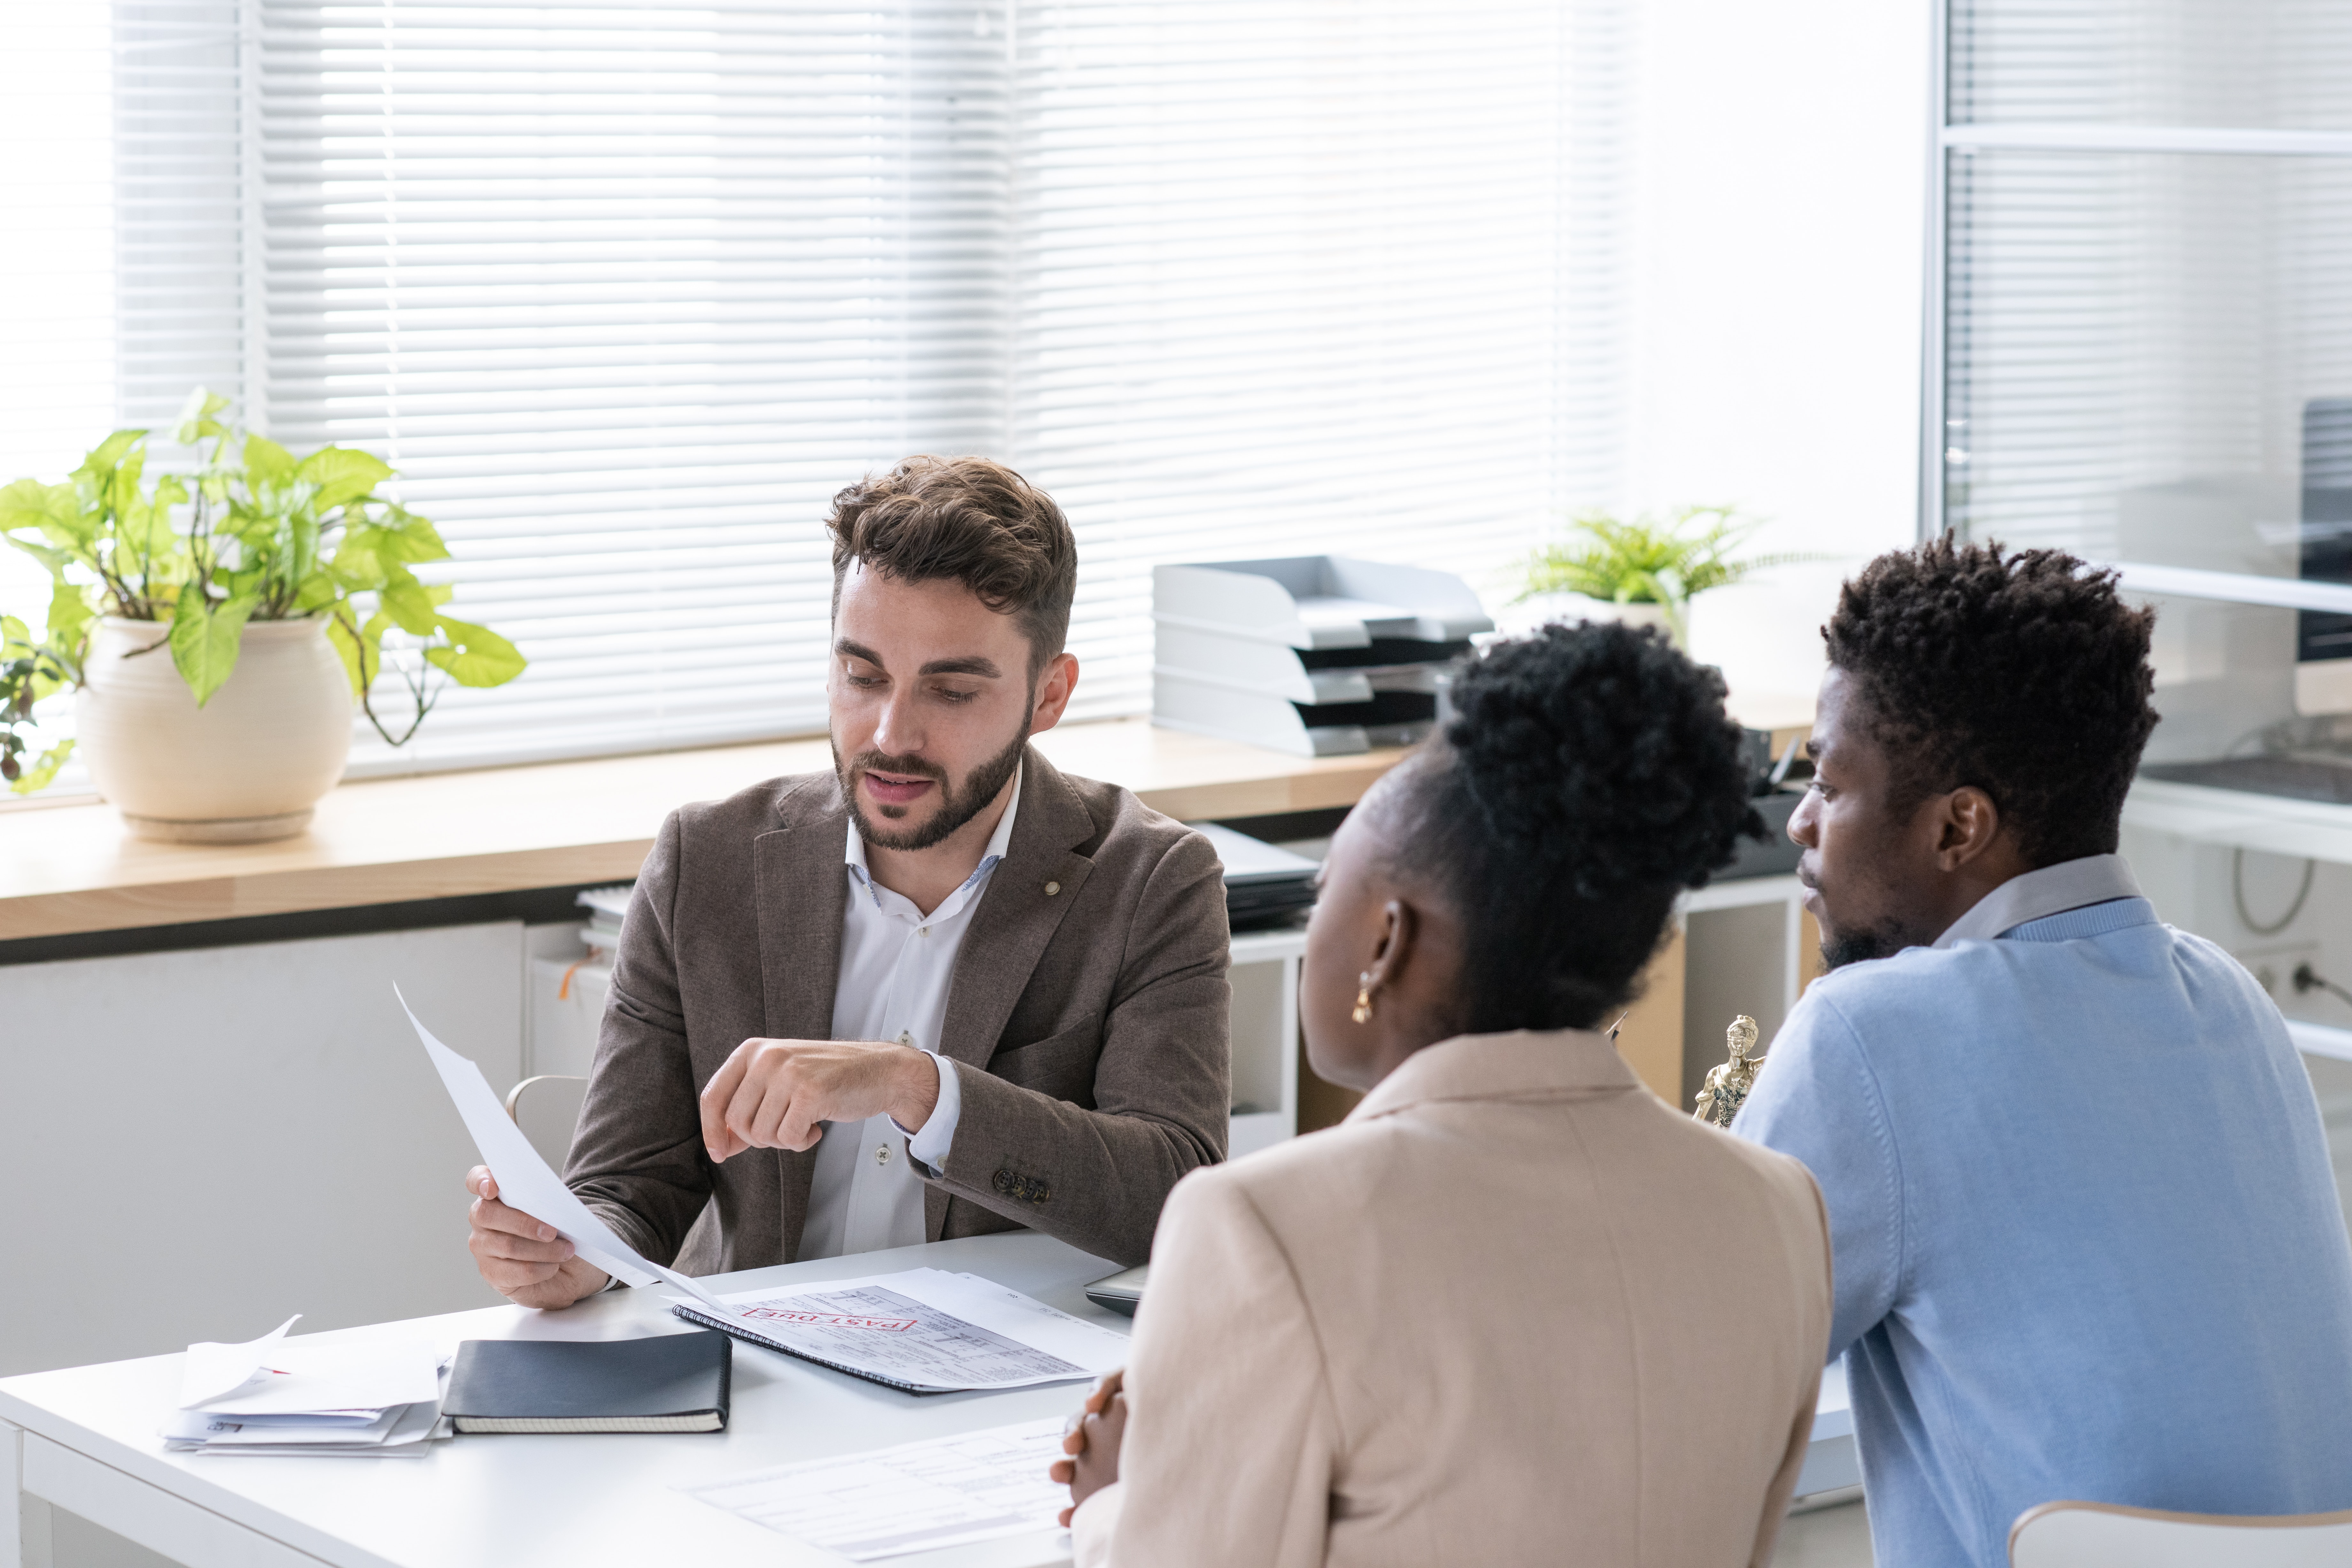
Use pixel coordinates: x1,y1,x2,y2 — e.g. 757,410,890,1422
796,768,1019,1260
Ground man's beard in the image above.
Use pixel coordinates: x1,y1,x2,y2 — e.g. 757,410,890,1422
835,724,1028,853
1820,917,1915,970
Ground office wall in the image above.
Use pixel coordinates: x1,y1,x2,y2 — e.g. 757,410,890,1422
0,924,523,1378
1620,0,1932,698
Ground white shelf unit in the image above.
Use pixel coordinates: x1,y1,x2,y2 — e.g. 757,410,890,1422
1681,873,1811,1019
1674,874,1814,1109
523,921,1311,1161
1227,926,1308,1156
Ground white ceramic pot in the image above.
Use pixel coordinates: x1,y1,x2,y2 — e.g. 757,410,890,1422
1581,599,1676,638
1494,593,1678,642
77,615,354,842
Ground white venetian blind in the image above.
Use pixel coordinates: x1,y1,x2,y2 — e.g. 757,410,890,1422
255,0,1012,772
42,0,1628,782
1011,0,1629,719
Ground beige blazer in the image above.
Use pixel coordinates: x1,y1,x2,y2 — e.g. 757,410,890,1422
1073,1028,1831,1568
564,746,1231,1270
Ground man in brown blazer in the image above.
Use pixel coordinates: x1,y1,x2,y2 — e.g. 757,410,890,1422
463,458,1231,1306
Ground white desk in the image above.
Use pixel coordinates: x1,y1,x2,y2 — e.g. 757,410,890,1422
1,1234,1123,1568
4,1232,1861,1568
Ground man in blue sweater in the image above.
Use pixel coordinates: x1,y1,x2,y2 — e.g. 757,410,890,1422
1736,540,2352,1568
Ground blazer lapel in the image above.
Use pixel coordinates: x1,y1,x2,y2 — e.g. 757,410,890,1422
935,746,1098,1072
753,774,851,1042
752,773,850,1259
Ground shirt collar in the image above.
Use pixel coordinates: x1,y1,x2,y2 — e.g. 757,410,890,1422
1931,852,2143,949
1347,1028,1643,1125
844,762,1024,911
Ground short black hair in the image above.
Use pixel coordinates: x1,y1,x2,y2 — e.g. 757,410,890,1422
1823,537,2157,866
1384,621,1761,1034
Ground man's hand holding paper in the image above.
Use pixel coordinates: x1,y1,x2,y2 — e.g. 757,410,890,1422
466,1167,610,1309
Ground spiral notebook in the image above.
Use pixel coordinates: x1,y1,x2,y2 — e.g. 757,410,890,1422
666,1268,1128,1394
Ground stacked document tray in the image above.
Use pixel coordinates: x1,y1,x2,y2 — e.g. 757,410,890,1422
1153,556,1494,756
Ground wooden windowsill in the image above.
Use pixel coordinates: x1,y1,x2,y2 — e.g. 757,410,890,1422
0,677,1815,943
0,720,1413,942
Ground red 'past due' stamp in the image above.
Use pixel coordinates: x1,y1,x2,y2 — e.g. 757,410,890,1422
741,1308,917,1332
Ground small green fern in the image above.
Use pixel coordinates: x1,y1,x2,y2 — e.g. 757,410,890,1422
1518,505,1817,647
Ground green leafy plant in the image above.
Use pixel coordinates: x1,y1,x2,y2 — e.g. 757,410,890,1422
0,388,525,792
0,611,80,792
1518,504,1817,647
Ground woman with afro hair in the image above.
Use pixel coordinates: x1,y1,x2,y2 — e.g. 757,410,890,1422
1052,621,1834,1568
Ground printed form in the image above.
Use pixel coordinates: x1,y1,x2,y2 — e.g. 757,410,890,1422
680,1417,1070,1561
673,1268,1129,1392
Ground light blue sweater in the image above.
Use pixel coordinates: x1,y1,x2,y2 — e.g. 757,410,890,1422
1737,892,2352,1568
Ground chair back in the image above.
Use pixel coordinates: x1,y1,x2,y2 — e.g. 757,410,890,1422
2011,1501,2352,1568
503,1073,591,1173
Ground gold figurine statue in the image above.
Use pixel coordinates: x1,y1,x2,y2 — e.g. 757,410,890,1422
1693,1014,1763,1128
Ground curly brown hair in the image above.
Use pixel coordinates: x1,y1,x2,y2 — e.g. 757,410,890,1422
826,456,1078,676
1824,538,2158,867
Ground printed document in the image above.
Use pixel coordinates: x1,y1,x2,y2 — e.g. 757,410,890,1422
405,989,1126,1393
400,990,733,1313
679,1417,1070,1561
672,1267,1129,1392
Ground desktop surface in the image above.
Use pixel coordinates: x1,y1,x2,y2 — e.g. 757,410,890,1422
2,1230,1861,1568
0,1233,1124,1568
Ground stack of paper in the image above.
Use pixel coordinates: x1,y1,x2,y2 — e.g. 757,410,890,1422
576,884,631,962
163,1315,450,1457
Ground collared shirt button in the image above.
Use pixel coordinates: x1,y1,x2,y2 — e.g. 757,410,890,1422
897,1030,913,1047
1045,881,1060,896
918,926,930,937
876,1143,893,1165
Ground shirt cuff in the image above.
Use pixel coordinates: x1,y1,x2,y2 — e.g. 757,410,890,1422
898,1048,961,1169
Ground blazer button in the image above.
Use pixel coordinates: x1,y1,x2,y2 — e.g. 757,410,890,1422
993,1169,1014,1194
1045,881,1060,896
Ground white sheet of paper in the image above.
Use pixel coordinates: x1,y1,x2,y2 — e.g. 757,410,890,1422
196,1336,440,1416
167,1399,446,1456
178,1315,301,1409
670,1267,1128,1392
398,989,732,1314
164,1405,405,1446
679,1417,1070,1561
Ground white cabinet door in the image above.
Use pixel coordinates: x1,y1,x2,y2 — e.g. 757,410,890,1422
0,924,523,1378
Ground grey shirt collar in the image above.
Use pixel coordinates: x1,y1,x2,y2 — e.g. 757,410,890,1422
1931,853,2144,949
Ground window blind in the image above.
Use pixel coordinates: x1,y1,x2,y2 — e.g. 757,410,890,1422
256,0,1012,773
31,0,1627,784
1010,1,1628,720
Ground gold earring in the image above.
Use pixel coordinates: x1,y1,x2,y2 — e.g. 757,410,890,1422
1353,973,1376,1024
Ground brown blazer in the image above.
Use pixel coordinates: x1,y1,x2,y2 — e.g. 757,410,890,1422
1073,1029,1831,1568
564,745,1232,1271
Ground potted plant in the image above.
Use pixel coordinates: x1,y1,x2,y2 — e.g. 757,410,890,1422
0,389,524,839
1515,504,1812,650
